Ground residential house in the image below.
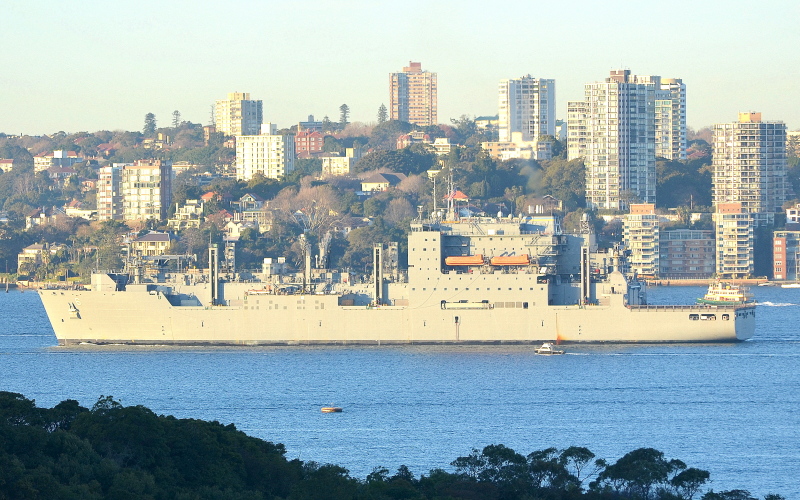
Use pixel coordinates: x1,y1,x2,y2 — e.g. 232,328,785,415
360,172,407,192
396,130,430,149
0,159,15,173
320,148,363,177
34,150,84,173
131,231,174,257
167,200,204,230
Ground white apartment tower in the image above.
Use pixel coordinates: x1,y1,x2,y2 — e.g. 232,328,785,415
623,203,660,276
714,202,754,279
97,165,124,221
712,112,788,222
566,100,588,160
654,78,687,160
121,160,172,221
498,76,555,142
578,70,659,210
235,123,296,181
214,92,263,136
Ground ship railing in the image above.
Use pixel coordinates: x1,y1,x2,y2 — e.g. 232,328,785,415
628,304,738,311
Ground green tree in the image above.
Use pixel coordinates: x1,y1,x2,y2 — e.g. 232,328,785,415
656,157,712,208
377,104,388,124
449,115,478,144
171,110,181,128
322,135,344,155
593,447,688,499
339,218,406,271
143,113,157,136
322,115,333,133
538,157,586,211
560,446,604,489
671,467,711,500
367,120,412,151
339,104,350,129
353,145,437,175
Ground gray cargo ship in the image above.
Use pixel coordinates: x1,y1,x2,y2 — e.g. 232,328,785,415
38,215,755,345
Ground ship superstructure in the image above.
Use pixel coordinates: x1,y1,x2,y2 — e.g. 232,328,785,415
38,216,755,345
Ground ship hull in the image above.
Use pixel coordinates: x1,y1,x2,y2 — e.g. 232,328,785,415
39,289,755,345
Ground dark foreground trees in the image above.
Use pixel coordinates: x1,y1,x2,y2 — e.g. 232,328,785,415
0,392,785,500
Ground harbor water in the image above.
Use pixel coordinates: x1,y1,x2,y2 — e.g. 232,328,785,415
1,285,798,497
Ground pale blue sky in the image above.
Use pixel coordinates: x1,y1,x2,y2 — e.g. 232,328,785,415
2,0,798,135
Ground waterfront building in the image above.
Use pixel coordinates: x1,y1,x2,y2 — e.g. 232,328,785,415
498,76,555,142
623,203,659,276
214,92,263,136
390,62,437,126
712,112,788,225
235,123,295,181
773,228,800,281
659,229,715,279
714,202,754,279
121,160,172,221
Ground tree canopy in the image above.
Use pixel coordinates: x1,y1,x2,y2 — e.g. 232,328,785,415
1,392,785,500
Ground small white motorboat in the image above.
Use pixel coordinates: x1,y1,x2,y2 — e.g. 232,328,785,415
535,342,564,355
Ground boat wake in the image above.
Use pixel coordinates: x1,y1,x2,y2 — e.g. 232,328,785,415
759,301,798,307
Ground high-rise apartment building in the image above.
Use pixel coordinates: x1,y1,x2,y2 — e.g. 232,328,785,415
566,101,588,160
121,160,172,221
97,164,124,221
214,92,263,136
498,76,555,142
623,203,659,276
573,70,659,210
712,112,788,222
235,123,295,181
389,62,437,126
714,202,754,279
655,78,686,160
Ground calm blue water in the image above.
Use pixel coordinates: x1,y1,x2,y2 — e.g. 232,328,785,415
1,286,798,498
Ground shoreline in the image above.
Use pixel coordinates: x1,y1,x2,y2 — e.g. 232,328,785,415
646,278,770,286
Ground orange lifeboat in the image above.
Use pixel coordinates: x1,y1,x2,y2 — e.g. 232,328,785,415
490,255,530,266
445,254,485,266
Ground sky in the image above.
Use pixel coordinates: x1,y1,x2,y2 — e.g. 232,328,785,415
1,0,798,136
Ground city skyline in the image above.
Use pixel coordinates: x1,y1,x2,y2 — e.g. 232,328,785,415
2,0,798,135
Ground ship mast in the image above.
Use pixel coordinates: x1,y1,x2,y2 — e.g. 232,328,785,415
446,169,457,221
